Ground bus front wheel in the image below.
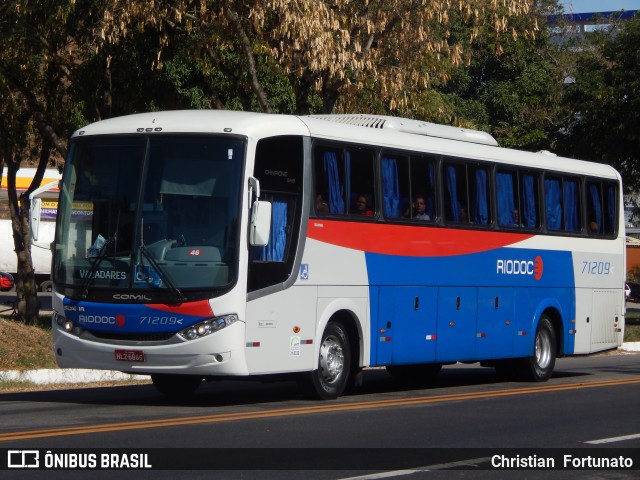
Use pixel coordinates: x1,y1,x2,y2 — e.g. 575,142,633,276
303,321,351,400
151,374,202,399
517,315,557,382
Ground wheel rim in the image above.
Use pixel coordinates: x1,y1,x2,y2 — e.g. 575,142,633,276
535,328,552,369
319,334,345,385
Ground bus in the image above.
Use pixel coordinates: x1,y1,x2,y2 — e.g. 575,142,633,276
51,111,625,399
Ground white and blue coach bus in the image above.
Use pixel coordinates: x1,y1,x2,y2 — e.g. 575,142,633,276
51,111,625,399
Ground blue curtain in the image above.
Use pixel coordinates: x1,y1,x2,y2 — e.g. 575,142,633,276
588,184,602,234
497,172,515,226
606,185,615,234
382,157,400,217
323,151,344,213
473,169,488,224
259,198,287,262
545,178,562,230
446,165,460,221
522,174,537,228
564,180,579,232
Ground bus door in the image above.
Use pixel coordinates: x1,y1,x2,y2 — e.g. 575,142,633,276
375,286,438,365
436,287,477,361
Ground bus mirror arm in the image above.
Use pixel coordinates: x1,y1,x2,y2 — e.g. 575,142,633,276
250,200,272,247
248,176,261,199
248,176,271,246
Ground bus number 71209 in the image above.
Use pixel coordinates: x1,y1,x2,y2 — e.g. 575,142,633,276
582,261,612,275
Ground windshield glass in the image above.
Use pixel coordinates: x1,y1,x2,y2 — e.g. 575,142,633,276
55,135,244,297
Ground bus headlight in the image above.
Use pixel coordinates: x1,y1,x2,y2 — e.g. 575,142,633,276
178,314,239,341
53,312,84,337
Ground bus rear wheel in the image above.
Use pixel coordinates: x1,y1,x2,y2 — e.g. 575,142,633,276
151,374,202,399
303,321,351,400
517,315,557,382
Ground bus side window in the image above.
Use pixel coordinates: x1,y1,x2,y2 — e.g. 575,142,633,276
347,148,376,216
603,183,617,235
497,170,518,227
469,165,490,225
381,153,436,222
444,163,468,223
315,147,346,215
587,180,617,236
313,145,375,217
381,154,404,218
409,156,436,221
544,176,563,231
564,177,581,232
520,173,539,229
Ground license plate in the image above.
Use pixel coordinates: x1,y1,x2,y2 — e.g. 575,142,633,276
114,349,145,362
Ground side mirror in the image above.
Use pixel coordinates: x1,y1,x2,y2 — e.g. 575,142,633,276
250,200,272,246
29,179,59,248
30,197,42,242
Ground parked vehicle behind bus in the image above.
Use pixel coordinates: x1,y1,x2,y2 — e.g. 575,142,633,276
0,168,61,292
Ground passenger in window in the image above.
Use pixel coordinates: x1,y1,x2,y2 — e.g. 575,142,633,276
315,194,329,213
354,195,374,216
404,194,430,220
589,221,599,233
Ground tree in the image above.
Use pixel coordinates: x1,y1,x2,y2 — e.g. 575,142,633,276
557,12,640,191
90,1,538,114
0,1,71,323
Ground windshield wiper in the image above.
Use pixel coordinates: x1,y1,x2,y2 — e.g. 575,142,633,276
78,236,116,298
138,244,187,302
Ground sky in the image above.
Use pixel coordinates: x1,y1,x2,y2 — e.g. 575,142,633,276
560,0,640,13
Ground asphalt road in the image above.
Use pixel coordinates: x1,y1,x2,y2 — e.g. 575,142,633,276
1,354,639,479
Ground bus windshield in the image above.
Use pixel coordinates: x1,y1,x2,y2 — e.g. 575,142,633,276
54,135,245,298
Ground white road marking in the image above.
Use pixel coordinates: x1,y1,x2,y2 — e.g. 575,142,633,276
585,433,640,444
337,457,492,479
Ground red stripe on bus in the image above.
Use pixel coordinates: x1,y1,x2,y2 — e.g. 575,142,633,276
147,300,213,317
307,220,533,257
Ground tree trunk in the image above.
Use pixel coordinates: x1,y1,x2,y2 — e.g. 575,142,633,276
6,163,40,324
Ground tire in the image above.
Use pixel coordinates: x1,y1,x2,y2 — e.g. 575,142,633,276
151,374,202,399
386,364,442,383
517,315,557,382
303,321,351,400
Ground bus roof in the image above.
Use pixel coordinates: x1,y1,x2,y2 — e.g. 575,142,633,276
71,110,310,139
72,110,620,182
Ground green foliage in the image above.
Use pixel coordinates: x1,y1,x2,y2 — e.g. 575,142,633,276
557,13,640,191
435,4,567,148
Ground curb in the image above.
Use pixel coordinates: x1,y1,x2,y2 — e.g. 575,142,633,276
0,369,148,385
621,342,640,352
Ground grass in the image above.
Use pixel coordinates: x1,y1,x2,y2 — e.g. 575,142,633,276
0,314,57,371
624,310,640,342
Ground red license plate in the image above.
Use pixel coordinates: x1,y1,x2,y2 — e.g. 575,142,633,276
114,349,145,362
